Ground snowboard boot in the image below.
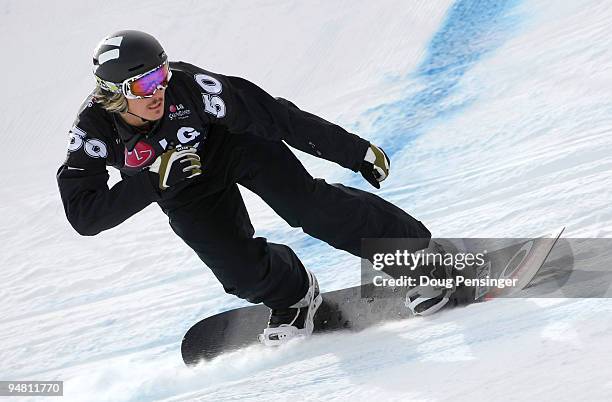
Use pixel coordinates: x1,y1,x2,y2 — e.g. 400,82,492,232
405,241,478,316
259,269,323,346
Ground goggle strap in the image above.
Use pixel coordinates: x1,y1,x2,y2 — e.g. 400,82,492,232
94,62,170,99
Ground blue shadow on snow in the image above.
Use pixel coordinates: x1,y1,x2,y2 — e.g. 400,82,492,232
359,0,523,160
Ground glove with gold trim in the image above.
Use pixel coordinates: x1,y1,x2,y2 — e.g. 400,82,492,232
148,146,202,190
360,143,390,189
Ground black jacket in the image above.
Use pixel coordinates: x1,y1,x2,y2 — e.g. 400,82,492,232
57,61,370,236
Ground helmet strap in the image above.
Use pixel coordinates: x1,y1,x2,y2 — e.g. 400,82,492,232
125,110,153,124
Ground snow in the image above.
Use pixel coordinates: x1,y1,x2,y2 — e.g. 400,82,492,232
1,0,611,400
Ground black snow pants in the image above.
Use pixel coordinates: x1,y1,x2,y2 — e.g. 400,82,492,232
164,131,431,309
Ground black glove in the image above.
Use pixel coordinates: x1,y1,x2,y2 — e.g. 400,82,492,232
148,146,202,190
360,143,390,189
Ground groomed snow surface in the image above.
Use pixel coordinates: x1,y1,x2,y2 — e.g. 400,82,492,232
2,0,612,401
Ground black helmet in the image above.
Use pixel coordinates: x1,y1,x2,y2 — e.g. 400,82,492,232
93,30,167,90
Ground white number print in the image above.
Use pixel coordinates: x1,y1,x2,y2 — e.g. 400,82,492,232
194,73,226,118
67,126,86,152
67,125,107,158
84,138,108,158
195,74,222,94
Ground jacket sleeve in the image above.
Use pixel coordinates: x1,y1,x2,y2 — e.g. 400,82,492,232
57,125,159,236
189,68,370,172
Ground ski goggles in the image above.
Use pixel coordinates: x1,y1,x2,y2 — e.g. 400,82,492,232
96,62,172,99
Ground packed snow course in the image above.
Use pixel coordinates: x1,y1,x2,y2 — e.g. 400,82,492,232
1,0,611,400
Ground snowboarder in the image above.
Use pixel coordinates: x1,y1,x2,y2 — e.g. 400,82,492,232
57,30,435,345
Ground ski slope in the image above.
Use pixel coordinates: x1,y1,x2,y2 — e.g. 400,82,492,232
1,0,612,400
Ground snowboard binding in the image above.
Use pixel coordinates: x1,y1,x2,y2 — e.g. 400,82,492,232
404,241,483,316
259,269,323,346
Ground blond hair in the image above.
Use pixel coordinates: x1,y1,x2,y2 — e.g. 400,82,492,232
93,86,129,113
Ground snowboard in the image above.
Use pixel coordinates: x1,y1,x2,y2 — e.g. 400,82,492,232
181,229,564,366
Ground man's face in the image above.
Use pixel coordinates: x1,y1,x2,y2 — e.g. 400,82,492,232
126,86,166,122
